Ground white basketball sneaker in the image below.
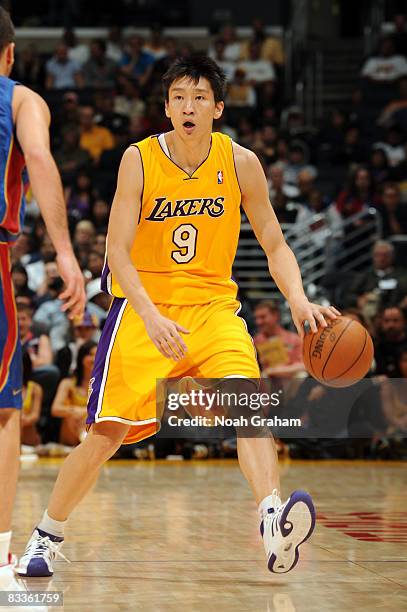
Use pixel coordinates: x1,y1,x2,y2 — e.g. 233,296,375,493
16,529,69,577
260,490,316,573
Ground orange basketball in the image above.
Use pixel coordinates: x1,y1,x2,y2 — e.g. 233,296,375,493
302,316,374,388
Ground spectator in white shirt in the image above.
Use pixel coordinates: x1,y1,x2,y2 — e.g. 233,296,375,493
238,40,275,84
63,29,90,66
209,39,236,82
46,43,83,90
106,25,124,63
209,24,241,63
361,38,407,82
374,126,406,167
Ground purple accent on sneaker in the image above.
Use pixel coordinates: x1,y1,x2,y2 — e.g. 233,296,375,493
260,507,275,538
267,490,316,574
36,528,64,543
86,297,126,425
24,558,53,577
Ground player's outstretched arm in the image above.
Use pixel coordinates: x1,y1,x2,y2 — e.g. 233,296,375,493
233,142,340,338
13,87,85,320
107,146,189,361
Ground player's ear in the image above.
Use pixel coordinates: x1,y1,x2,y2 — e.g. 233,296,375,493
164,99,170,118
214,101,224,120
6,43,15,68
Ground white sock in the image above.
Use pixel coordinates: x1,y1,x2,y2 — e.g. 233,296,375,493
258,491,282,521
37,510,67,539
0,531,12,564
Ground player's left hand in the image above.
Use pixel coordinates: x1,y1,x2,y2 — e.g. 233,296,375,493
289,298,341,340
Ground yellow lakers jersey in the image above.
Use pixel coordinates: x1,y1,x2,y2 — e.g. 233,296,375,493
104,131,242,305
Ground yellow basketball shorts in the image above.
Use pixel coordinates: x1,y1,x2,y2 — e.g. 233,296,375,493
86,296,260,444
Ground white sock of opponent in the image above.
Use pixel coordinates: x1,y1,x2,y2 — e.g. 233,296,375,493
0,531,12,564
38,510,67,539
258,491,282,522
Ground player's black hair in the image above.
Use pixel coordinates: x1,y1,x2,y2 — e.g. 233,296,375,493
0,7,14,54
162,56,226,103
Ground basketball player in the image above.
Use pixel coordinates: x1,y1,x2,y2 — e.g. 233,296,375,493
18,56,340,576
0,8,85,572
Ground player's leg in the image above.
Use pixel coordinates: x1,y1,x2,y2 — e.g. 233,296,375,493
189,298,315,573
0,409,20,569
0,250,22,570
16,419,129,577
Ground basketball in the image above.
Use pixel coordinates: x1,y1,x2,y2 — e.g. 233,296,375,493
302,316,374,387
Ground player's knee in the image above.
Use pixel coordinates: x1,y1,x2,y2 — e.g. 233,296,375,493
87,422,128,462
0,408,20,428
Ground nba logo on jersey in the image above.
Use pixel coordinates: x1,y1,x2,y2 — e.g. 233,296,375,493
217,170,223,184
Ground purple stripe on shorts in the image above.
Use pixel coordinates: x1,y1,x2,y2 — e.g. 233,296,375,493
87,297,126,424
101,259,110,294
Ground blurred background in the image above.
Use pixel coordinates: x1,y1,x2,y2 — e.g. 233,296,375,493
4,0,407,462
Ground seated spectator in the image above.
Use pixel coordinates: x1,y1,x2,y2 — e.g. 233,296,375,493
79,105,114,163
11,263,36,302
226,68,256,108
392,13,407,57
379,347,407,436
268,163,299,201
377,77,407,128
209,38,236,82
74,220,96,266
238,40,275,85
373,125,406,168
318,109,347,156
82,39,118,89
348,241,407,313
18,303,53,369
143,24,167,61
106,25,124,64
241,18,284,65
284,141,317,186
25,234,57,292
209,24,241,62
377,182,407,237
114,75,146,121
94,93,129,135
36,260,60,302
253,300,305,382
86,278,112,323
86,249,105,279
21,352,42,447
51,341,98,446
92,233,106,257
45,43,83,90
13,44,45,88
120,35,154,87
257,81,280,120
52,91,80,140
90,199,109,234
293,169,316,206
374,306,407,376
361,37,407,82
335,166,379,219
33,276,70,353
54,126,92,186
65,170,94,221
150,37,179,83
63,28,90,66
56,311,100,378
331,125,368,166
271,192,301,224
295,189,343,251
368,147,393,185
256,124,278,165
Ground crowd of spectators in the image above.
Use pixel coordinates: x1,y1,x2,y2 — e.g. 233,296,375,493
10,15,407,460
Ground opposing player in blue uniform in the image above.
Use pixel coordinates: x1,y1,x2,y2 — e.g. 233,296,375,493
0,7,85,571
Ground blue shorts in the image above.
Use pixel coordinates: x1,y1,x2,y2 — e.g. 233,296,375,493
0,243,22,409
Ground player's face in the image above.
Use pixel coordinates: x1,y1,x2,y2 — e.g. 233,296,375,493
165,77,224,138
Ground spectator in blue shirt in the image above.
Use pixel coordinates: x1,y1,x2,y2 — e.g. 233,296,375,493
119,35,154,87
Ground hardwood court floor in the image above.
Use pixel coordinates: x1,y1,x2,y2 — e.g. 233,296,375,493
5,459,407,611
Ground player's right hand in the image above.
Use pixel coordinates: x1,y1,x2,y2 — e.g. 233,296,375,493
143,312,190,361
56,251,86,321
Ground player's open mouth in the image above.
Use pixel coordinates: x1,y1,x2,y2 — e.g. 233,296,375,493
183,121,196,132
